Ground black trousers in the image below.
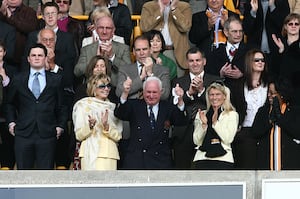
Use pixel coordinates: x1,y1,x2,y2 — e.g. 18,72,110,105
194,160,234,170
14,127,56,170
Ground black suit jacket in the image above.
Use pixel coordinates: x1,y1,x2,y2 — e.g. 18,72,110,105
115,99,188,169
23,30,77,89
6,71,68,138
0,21,16,64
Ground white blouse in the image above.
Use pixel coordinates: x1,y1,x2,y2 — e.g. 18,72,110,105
242,84,268,127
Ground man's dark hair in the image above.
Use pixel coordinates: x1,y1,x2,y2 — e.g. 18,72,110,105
186,47,205,59
28,43,48,57
42,2,59,14
133,35,151,49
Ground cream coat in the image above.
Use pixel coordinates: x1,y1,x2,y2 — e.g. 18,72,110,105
72,97,123,170
140,0,192,68
193,110,239,163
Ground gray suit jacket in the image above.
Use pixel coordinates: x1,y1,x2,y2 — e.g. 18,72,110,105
74,41,131,85
116,63,170,100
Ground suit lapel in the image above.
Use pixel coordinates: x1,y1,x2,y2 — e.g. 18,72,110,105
22,72,35,98
233,42,245,61
39,71,51,98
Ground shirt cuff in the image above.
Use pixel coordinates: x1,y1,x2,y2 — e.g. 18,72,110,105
172,87,179,104
197,87,206,97
109,54,115,62
120,97,127,104
51,64,60,73
269,4,276,12
177,103,185,111
2,76,10,87
250,10,257,18
186,90,194,100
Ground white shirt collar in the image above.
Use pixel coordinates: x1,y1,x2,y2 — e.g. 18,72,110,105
189,71,204,80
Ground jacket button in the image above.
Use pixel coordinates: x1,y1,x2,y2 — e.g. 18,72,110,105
155,152,159,155
159,141,163,144
138,138,142,142
143,149,147,153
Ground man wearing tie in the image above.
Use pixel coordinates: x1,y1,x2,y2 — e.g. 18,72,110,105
205,16,250,120
115,76,188,169
171,47,220,169
116,35,170,100
6,43,68,169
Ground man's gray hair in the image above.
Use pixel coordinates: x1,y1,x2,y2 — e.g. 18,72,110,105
143,76,162,91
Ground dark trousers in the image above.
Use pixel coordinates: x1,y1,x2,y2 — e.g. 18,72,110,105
55,91,73,168
14,127,56,170
194,160,234,170
232,127,258,170
0,121,15,168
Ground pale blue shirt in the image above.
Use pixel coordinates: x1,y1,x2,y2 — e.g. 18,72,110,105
28,68,46,94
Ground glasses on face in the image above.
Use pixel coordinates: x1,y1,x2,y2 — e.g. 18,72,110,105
287,22,300,26
97,26,113,31
56,0,69,4
97,83,111,89
43,12,58,17
253,58,265,63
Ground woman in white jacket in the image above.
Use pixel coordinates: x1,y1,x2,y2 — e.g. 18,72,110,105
193,81,239,169
73,74,122,170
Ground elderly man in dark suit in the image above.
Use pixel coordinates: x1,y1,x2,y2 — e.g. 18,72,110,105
115,76,187,169
6,43,68,169
171,47,220,169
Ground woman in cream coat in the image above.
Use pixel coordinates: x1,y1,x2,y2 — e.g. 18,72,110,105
73,74,122,170
193,81,239,169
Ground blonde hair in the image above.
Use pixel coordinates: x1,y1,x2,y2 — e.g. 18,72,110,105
205,82,236,113
86,74,111,97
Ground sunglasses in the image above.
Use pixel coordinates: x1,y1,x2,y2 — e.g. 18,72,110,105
56,0,69,4
97,83,111,89
287,22,300,26
254,58,265,63
213,80,225,86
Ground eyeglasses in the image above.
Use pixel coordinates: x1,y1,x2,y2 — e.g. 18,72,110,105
287,22,300,26
97,83,111,89
253,58,265,63
43,12,58,17
56,0,69,4
97,26,114,31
